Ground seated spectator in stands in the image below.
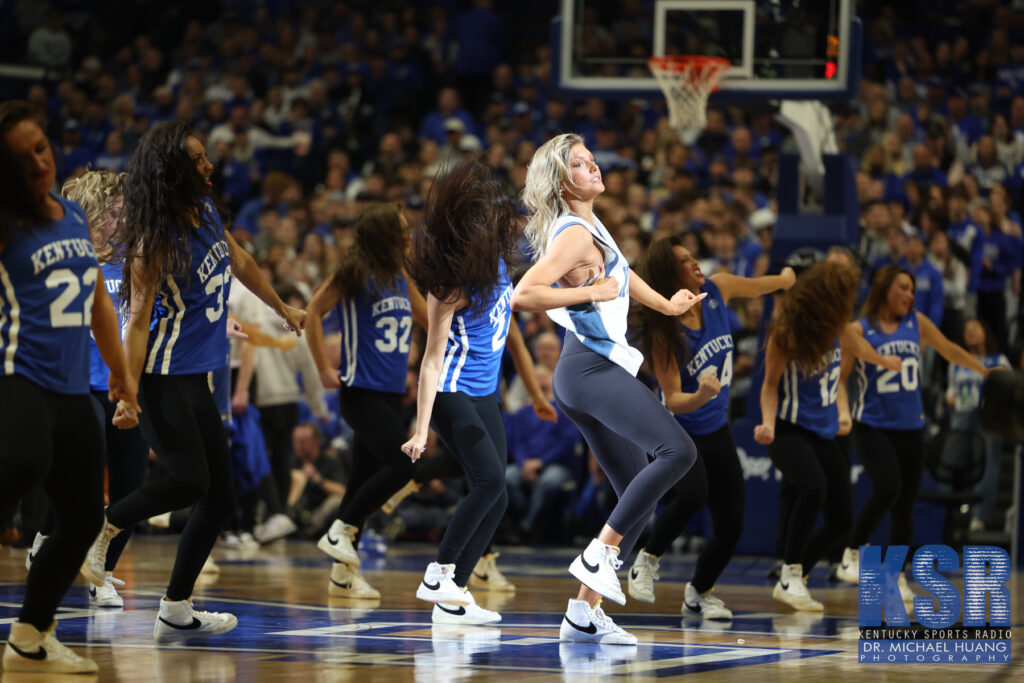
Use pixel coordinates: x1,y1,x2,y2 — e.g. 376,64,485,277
903,143,948,188
859,200,892,264
290,422,348,537
58,119,91,180
948,88,983,148
504,367,584,541
992,114,1024,169
419,86,475,145
92,130,129,172
904,232,945,328
968,136,1010,195
867,224,906,282
972,204,1017,353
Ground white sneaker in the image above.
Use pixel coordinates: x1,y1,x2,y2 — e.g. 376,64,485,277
559,599,637,645
328,562,381,599
469,552,515,592
317,519,360,566
627,549,659,604
153,598,238,642
81,518,122,587
24,532,46,572
382,479,420,514
2,621,98,674
416,562,469,605
149,512,172,528
772,563,824,612
89,574,125,608
836,547,859,584
254,513,298,543
569,539,626,605
432,590,501,625
682,582,732,620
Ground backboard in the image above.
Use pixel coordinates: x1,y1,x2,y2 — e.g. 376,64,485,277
553,0,861,102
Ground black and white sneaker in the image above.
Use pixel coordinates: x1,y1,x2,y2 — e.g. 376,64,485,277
682,582,732,620
316,519,360,566
559,599,637,645
836,547,859,584
431,590,500,625
569,539,626,605
24,532,46,573
152,598,238,642
416,562,469,605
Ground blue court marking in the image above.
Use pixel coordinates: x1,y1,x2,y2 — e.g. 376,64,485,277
0,584,839,676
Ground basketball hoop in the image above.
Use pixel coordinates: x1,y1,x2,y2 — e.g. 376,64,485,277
648,55,731,143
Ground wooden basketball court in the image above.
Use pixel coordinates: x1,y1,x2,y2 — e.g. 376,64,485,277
2,536,1021,680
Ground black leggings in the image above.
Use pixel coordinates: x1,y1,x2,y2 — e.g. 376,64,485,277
90,391,149,572
431,391,508,587
335,386,415,541
553,334,697,559
259,402,299,515
643,425,745,593
767,419,852,569
0,376,104,631
851,423,925,549
106,373,235,601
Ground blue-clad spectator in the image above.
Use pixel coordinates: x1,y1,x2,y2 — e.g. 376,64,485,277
418,86,476,145
92,130,129,173
995,43,1024,97
504,367,584,540
902,143,948,188
903,232,945,328
968,136,1011,196
57,119,92,180
972,205,1017,352
947,89,984,147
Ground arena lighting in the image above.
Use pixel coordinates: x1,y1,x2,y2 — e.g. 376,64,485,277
979,369,1024,439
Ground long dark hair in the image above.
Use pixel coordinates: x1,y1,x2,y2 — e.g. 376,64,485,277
111,121,215,305
0,100,51,239
772,262,858,375
328,202,407,299
861,264,915,331
636,235,689,369
409,160,519,308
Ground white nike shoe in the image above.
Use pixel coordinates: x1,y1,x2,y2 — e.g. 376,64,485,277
153,598,238,642
836,547,859,584
469,552,515,592
89,574,125,608
328,562,380,599
569,539,626,605
254,513,298,544
627,549,659,604
81,517,122,587
24,532,46,573
416,562,469,605
316,519,360,566
772,563,824,612
432,590,501,625
559,599,637,645
2,621,98,674
682,582,733,620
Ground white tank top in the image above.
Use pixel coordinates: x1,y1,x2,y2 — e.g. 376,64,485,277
545,213,644,376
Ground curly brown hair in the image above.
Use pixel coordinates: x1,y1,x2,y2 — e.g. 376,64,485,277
771,261,858,375
860,264,915,332
409,159,519,308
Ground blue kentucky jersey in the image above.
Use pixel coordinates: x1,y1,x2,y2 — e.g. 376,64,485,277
437,260,512,397
146,200,232,375
336,274,412,394
948,353,1008,416
853,313,924,430
0,196,98,394
777,341,841,439
88,261,125,391
671,278,734,436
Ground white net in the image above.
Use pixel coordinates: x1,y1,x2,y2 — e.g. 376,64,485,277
648,56,731,143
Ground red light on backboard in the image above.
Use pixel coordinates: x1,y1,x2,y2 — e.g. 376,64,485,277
825,61,837,79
